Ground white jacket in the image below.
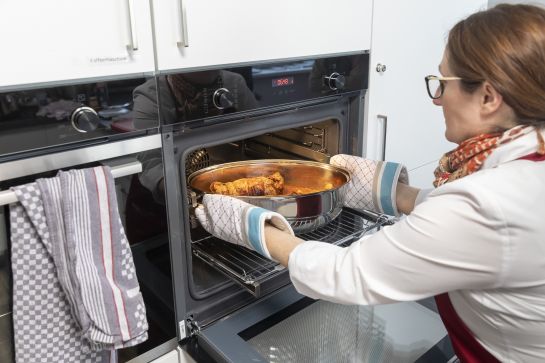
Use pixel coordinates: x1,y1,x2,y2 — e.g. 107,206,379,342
288,129,545,362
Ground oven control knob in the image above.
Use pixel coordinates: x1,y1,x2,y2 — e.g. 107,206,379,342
212,88,235,110
71,106,99,133
324,72,346,91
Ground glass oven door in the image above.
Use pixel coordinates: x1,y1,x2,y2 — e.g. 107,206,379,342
0,136,177,363
187,285,451,363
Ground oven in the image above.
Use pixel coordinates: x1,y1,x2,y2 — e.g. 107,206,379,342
157,54,451,362
0,77,178,363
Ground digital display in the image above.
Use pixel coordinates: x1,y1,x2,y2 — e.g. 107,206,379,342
272,76,294,88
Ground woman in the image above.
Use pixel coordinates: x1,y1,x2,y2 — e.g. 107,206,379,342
196,4,545,362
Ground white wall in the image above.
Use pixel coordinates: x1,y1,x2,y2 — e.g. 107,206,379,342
489,0,545,6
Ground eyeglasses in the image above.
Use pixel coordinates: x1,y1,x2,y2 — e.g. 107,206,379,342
425,75,462,99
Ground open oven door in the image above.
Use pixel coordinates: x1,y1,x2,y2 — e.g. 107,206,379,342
185,284,452,363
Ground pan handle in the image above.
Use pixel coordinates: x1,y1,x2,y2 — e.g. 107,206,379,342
188,189,200,208
187,189,204,229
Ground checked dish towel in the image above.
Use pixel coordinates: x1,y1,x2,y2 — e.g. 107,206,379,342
10,166,148,363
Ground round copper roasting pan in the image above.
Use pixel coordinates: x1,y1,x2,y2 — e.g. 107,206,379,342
187,159,351,233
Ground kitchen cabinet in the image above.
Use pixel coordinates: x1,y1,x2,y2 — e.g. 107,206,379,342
0,0,371,89
0,0,155,90
151,0,372,72
364,0,488,188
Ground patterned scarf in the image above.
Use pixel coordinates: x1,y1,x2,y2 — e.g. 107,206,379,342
433,125,545,187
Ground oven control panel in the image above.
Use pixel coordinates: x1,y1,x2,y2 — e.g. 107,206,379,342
212,88,234,110
324,72,346,91
160,53,369,125
0,77,155,160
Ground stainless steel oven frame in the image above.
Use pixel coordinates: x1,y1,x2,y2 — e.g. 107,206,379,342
159,85,395,356
0,134,160,187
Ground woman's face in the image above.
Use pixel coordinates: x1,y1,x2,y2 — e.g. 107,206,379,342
433,52,490,144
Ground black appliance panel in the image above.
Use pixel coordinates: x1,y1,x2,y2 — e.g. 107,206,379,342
0,77,159,162
156,54,369,126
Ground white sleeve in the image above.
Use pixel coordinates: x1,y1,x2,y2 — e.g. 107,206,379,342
288,180,507,305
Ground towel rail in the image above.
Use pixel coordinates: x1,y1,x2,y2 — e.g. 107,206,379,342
0,160,142,207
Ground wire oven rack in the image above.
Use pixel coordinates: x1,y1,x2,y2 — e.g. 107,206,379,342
191,208,392,297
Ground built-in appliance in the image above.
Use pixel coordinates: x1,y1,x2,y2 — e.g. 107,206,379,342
155,53,452,362
0,77,176,363
161,52,370,302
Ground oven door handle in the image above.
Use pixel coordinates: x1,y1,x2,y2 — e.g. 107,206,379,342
0,160,142,207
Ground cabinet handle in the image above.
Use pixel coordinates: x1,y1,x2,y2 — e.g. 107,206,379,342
377,114,388,160
176,0,189,47
125,0,139,51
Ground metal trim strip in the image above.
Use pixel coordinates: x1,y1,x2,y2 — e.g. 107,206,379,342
0,134,160,182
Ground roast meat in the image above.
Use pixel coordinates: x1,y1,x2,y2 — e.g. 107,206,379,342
210,171,284,196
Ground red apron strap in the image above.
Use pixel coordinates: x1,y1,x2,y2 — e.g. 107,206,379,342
435,293,500,363
517,152,545,161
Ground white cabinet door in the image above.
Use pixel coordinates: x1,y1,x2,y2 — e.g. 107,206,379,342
364,0,488,188
152,0,372,72
0,0,154,89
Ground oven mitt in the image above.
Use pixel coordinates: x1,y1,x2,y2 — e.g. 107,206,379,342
195,194,295,260
330,154,409,216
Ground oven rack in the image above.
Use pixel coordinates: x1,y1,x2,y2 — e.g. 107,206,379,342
192,208,392,297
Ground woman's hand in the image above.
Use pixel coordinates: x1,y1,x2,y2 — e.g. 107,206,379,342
330,154,411,216
263,223,304,266
395,181,420,215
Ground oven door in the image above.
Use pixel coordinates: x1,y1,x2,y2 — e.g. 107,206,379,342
0,135,178,363
185,285,452,363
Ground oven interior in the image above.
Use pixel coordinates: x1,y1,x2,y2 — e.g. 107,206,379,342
171,114,389,304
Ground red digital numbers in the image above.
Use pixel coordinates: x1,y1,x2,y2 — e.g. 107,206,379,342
272,77,294,88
